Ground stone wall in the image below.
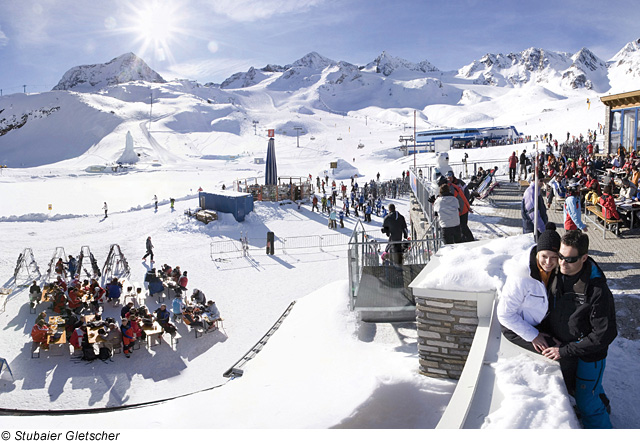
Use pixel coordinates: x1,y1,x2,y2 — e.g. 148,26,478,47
415,296,479,379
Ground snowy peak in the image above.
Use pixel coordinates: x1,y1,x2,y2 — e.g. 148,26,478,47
609,38,640,80
288,51,335,70
52,53,166,91
365,51,438,76
458,46,609,90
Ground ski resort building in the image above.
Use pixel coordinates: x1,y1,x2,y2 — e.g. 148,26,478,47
601,89,640,154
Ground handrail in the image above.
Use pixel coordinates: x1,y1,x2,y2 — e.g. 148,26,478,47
223,301,297,378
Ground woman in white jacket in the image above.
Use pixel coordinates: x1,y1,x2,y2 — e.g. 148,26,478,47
433,183,461,244
497,226,561,353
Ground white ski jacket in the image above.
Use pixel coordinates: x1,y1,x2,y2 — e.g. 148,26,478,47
497,246,549,342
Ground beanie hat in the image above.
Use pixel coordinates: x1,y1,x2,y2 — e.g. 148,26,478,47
537,225,561,253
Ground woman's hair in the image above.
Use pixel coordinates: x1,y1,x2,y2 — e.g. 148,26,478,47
603,184,612,195
439,184,451,196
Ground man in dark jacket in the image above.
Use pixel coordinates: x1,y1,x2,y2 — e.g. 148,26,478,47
542,230,617,429
381,204,408,265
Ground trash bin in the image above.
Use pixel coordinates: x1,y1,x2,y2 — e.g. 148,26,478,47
266,231,275,255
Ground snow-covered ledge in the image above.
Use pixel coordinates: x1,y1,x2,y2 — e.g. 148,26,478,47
409,238,511,380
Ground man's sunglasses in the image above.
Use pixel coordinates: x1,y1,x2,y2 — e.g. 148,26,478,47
558,253,583,263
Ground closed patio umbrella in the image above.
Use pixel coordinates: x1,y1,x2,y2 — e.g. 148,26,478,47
265,137,277,185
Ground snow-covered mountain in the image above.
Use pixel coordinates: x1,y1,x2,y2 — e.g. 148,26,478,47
52,52,166,91
457,47,611,92
2,39,640,168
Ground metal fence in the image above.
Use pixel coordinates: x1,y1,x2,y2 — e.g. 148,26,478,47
347,220,442,312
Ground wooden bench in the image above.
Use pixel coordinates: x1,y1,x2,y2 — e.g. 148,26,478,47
585,204,622,239
518,180,529,192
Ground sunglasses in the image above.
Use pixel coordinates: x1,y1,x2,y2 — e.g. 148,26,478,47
558,253,583,263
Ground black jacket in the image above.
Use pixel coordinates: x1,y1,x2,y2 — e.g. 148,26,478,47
382,210,408,242
545,258,617,362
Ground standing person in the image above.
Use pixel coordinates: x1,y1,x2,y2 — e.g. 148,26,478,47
563,181,588,231
381,203,408,265
541,230,617,429
153,195,158,210
121,318,134,358
312,195,319,212
170,198,175,210
519,150,528,180
498,225,561,352
142,236,154,263
431,182,461,244
447,171,474,242
522,173,548,236
103,202,108,218
508,151,518,183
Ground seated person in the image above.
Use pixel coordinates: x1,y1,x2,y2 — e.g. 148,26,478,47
69,324,87,350
31,319,51,349
172,294,185,321
177,271,188,294
67,286,84,313
129,315,146,340
102,323,122,353
120,301,135,319
55,275,67,292
599,185,620,220
145,269,165,296
171,266,181,282
29,280,41,309
105,278,122,303
153,304,176,335
191,288,206,306
619,178,638,201
204,300,221,321
182,306,205,329
91,284,107,313
52,289,67,314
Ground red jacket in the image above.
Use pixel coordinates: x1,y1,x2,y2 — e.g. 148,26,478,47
31,324,50,343
508,155,517,168
599,194,620,220
449,182,470,216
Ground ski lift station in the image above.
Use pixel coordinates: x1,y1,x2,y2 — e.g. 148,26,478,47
406,125,520,154
199,190,254,222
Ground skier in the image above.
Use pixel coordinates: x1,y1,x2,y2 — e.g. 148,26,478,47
170,198,175,210
103,202,108,218
153,195,158,210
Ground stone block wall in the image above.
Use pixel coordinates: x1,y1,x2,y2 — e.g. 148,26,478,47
416,296,479,380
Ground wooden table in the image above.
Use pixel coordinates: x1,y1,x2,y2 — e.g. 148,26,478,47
142,320,163,347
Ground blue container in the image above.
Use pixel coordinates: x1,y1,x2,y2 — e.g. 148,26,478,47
198,191,254,222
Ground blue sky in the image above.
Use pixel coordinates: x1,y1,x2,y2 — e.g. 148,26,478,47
0,0,639,94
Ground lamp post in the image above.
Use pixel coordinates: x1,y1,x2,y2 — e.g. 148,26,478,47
253,120,259,135
293,126,303,147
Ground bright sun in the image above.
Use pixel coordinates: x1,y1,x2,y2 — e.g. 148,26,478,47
123,1,187,62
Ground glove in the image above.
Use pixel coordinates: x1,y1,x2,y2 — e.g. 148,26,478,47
428,195,436,204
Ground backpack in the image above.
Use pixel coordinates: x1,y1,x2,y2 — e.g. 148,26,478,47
82,344,97,361
98,347,111,361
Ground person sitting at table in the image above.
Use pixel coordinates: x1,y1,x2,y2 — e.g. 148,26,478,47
105,278,122,304
101,323,121,353
153,304,177,336
191,288,206,306
159,264,172,279
599,185,620,221
121,318,135,358
90,284,107,313
129,315,146,341
182,306,205,329
630,165,640,187
55,275,67,292
29,280,41,309
619,178,638,201
546,171,566,209
121,301,135,319
67,286,84,314
204,300,221,324
52,289,67,314
171,266,181,282
69,323,86,351
172,294,185,321
584,171,601,194
145,269,165,296
31,319,51,350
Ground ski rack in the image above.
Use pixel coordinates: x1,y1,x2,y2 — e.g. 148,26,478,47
77,246,101,279
223,300,296,378
45,247,67,282
13,248,41,284
101,244,130,283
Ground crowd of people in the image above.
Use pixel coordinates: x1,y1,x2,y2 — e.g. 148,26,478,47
29,248,222,360
520,143,640,235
